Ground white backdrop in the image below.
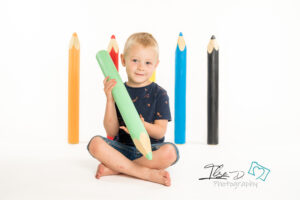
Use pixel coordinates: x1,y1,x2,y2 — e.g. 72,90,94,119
0,0,299,148
1,0,300,199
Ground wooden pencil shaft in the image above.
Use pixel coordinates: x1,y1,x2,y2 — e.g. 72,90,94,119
207,49,219,144
109,49,119,71
68,34,80,144
175,34,186,144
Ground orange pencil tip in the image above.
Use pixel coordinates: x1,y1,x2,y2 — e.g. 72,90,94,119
111,35,116,39
73,32,78,37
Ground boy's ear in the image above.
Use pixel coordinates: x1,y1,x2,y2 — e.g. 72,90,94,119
120,54,126,67
155,59,160,69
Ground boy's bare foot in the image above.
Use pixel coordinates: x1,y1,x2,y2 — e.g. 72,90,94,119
95,164,171,186
147,169,171,186
95,164,120,179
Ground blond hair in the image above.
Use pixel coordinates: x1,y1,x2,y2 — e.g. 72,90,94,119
123,32,159,59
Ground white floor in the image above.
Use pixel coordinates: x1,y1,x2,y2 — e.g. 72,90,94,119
0,141,299,200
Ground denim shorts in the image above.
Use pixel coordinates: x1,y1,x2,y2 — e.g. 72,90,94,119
87,135,180,166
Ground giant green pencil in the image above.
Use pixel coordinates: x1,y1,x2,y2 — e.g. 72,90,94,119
96,50,152,160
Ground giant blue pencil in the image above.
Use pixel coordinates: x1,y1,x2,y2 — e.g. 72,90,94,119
175,32,186,144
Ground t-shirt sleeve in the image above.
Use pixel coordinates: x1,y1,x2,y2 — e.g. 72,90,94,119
154,91,172,121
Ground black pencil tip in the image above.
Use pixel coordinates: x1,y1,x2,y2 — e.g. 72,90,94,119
211,35,216,39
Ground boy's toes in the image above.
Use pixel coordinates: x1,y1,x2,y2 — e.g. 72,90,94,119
164,171,171,186
95,164,104,179
160,170,171,186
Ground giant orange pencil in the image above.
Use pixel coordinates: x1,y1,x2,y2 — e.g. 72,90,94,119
68,32,80,144
107,35,119,71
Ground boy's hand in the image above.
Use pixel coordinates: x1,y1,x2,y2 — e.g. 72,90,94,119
119,126,129,134
139,114,145,125
119,115,145,135
103,76,117,103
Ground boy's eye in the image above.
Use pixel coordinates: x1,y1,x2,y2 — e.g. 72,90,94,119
132,59,138,62
146,61,152,65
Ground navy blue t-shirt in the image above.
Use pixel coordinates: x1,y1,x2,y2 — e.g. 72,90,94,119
114,82,171,146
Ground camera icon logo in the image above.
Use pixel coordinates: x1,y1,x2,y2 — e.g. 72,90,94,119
248,161,270,181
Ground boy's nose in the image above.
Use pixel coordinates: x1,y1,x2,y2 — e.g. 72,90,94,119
137,63,145,71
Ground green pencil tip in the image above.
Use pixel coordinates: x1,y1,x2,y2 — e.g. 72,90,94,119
146,152,152,160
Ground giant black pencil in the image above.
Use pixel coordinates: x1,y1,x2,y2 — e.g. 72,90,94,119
207,35,219,145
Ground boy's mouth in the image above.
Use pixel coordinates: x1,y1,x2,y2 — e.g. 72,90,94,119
135,73,144,76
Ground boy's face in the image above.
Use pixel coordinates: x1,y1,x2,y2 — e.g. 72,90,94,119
121,44,159,87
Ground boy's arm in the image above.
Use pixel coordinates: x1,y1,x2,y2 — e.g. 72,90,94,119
103,100,119,138
119,117,168,140
143,90,171,140
143,119,168,140
103,76,119,138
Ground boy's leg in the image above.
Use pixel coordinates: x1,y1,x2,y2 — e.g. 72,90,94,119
98,144,178,176
133,144,177,169
88,136,171,186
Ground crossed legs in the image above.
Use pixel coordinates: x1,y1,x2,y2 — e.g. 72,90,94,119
88,137,177,186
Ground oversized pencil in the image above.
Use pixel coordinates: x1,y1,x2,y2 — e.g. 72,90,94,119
107,35,119,71
174,32,186,144
68,32,80,144
107,35,119,140
96,50,152,160
207,35,219,145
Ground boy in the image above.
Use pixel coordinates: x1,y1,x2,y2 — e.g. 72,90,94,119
87,32,179,186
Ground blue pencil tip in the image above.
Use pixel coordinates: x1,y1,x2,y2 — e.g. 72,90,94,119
179,32,183,36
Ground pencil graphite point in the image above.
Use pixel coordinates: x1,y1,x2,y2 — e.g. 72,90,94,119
177,33,186,51
111,35,116,39
211,35,216,40
69,32,80,50
146,152,152,160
